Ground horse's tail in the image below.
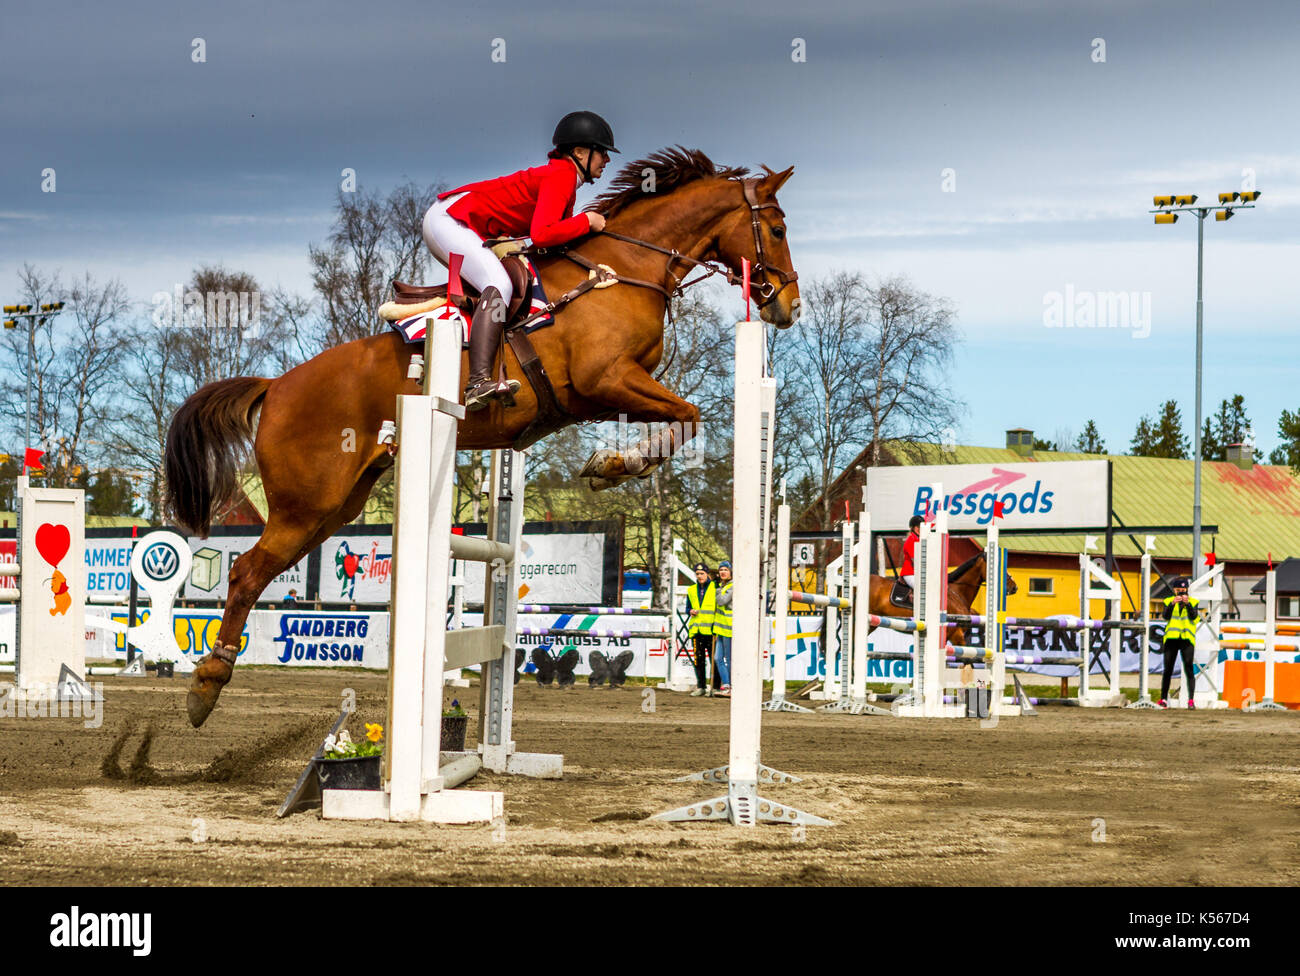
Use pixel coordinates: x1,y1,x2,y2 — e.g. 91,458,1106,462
164,377,271,536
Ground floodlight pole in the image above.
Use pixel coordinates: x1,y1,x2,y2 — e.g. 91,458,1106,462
1193,209,1204,575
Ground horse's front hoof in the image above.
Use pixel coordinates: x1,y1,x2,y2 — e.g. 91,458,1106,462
587,476,622,491
186,689,216,728
579,449,626,481
185,650,235,728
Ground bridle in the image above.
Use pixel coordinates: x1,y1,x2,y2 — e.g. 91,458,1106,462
739,177,799,306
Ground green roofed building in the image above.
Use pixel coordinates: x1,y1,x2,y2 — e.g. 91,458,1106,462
807,430,1300,620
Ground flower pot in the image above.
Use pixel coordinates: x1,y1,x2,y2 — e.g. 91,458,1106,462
315,754,381,792
440,715,468,752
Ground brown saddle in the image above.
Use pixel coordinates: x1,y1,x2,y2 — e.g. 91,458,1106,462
392,254,533,323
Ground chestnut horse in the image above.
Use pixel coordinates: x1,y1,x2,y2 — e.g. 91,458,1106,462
865,549,1018,646
165,148,801,727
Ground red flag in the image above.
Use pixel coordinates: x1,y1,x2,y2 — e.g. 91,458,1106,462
23,448,44,473
1203,551,1216,568
992,500,1006,520
741,257,751,321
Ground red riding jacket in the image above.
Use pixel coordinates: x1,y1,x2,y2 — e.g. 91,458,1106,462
901,531,919,576
439,157,592,247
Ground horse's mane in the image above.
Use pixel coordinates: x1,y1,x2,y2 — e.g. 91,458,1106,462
590,146,749,218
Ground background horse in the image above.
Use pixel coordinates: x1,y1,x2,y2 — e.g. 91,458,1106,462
165,148,800,727
865,549,1018,646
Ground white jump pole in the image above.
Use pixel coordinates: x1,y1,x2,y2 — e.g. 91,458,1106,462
850,498,870,703
986,520,1019,717
759,368,777,683
1078,553,1124,706
764,487,811,713
1189,562,1226,707
328,316,502,823
820,520,857,713
848,494,891,716
655,320,829,827
1253,569,1286,711
1129,552,1160,709
897,484,961,718
816,554,844,702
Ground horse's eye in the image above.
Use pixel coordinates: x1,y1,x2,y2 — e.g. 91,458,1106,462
770,225,785,240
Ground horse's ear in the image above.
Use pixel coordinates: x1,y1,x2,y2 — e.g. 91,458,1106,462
761,165,794,192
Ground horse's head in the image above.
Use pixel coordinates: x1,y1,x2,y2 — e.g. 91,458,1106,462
1004,570,1019,596
717,166,801,328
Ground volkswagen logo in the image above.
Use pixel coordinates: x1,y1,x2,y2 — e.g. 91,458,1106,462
141,541,180,582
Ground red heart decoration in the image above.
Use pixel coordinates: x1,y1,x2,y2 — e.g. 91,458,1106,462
35,523,71,567
344,554,360,577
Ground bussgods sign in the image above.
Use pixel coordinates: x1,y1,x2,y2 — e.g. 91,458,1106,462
865,461,1108,531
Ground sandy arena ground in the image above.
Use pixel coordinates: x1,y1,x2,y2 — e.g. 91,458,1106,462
1,669,1296,886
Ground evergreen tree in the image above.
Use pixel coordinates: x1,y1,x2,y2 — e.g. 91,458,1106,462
87,469,143,518
1075,420,1105,454
1152,400,1189,459
1271,409,1300,471
1130,415,1157,456
1200,417,1220,462
1214,394,1251,448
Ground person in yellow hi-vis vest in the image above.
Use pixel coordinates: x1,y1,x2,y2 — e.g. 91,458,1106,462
1159,576,1200,709
712,560,733,698
686,562,717,696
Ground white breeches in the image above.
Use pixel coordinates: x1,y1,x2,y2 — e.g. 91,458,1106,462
421,193,514,305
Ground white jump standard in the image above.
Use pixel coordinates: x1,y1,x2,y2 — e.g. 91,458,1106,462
655,320,829,827
323,315,561,825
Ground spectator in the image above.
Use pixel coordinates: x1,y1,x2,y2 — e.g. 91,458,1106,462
1159,576,1200,709
713,560,733,697
282,588,299,607
685,562,717,697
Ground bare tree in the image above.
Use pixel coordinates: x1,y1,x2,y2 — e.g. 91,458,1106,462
858,274,962,467
109,318,191,518
1,268,132,489
777,271,871,529
308,182,442,347
0,266,62,463
172,266,275,393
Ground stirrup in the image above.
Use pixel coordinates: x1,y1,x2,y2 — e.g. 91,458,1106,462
464,377,520,412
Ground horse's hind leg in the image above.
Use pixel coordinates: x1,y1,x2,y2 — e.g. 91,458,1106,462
186,461,390,728
186,514,326,727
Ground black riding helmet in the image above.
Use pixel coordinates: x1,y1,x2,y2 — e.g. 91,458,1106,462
553,111,618,184
552,110,619,153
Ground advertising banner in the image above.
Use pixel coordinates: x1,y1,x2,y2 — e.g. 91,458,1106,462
865,461,1109,531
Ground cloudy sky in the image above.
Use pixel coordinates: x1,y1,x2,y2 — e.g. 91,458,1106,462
3,0,1297,455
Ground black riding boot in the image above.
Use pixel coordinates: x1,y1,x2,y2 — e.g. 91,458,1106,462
464,286,520,411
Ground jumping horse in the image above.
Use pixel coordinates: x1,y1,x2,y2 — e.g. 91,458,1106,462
165,148,801,727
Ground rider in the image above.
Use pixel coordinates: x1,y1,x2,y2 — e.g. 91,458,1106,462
899,515,924,600
421,110,618,411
